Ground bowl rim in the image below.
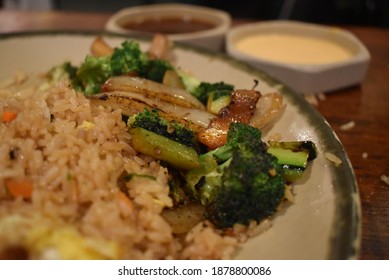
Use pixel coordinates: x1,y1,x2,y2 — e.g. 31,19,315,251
226,20,371,73
105,3,232,41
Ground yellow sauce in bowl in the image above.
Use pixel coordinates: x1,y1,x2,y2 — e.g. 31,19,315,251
234,33,353,65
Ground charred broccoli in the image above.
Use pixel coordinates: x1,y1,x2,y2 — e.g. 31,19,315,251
128,108,203,205
48,40,174,95
191,82,234,106
128,108,196,149
127,109,201,170
267,140,317,182
185,122,286,229
178,70,234,106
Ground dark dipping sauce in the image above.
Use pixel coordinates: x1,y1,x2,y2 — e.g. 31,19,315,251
121,16,216,34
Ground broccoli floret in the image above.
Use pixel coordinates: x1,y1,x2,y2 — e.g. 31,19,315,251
191,82,234,105
46,62,78,83
206,145,285,229
111,42,173,82
184,122,286,229
59,40,174,95
109,40,149,76
142,59,174,83
127,121,197,205
127,108,203,170
75,55,112,94
178,70,234,105
128,108,196,148
207,121,264,162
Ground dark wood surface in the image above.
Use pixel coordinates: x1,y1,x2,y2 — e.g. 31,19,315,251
1,10,388,260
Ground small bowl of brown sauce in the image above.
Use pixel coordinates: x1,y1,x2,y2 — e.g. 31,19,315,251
105,4,231,51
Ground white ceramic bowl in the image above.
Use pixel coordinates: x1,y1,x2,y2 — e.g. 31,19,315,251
226,20,370,94
105,4,231,51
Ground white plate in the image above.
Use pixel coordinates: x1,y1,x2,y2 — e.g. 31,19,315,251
0,32,361,259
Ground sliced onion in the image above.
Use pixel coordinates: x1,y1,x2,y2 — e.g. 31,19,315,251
103,76,205,110
250,92,285,129
89,91,214,130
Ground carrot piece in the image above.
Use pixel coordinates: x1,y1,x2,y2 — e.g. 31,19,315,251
116,191,134,218
2,111,17,122
5,178,33,199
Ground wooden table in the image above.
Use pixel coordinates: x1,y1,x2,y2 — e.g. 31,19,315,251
0,10,388,260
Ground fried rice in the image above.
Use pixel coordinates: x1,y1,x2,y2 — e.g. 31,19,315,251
0,73,248,260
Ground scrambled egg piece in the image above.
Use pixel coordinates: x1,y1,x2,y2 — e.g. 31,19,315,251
78,120,95,130
26,226,121,260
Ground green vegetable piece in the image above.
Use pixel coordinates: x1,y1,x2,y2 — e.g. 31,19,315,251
55,40,175,95
207,90,231,114
178,69,234,105
267,141,317,182
129,127,200,170
193,82,234,105
267,147,309,167
185,153,219,201
129,108,196,149
183,122,286,229
280,166,305,183
143,59,174,83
